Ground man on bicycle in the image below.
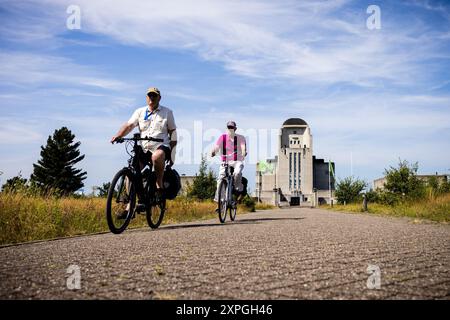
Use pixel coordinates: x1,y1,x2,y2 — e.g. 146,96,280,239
111,87,177,215
210,121,247,208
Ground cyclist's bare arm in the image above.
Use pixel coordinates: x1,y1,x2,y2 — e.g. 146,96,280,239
210,144,220,157
111,122,135,143
241,140,247,158
169,129,177,149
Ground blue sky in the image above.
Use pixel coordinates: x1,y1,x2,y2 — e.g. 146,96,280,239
0,0,449,194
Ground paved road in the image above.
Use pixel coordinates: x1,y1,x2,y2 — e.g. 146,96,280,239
1,208,449,299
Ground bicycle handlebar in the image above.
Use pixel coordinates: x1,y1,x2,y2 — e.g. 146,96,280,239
114,136,163,144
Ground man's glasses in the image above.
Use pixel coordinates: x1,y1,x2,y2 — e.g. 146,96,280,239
227,126,236,129
147,93,159,99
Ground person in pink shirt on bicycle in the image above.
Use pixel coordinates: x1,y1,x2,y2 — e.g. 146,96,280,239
210,121,247,207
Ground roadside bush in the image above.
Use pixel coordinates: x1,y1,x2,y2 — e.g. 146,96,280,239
375,189,400,206
383,159,426,201
241,195,256,212
335,177,367,204
364,189,379,203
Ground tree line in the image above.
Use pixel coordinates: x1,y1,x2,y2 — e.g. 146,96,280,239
1,127,253,209
334,159,450,205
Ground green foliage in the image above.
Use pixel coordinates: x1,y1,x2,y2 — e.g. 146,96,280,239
364,189,379,203
335,177,367,204
1,173,28,193
97,182,111,197
241,194,256,212
439,178,450,194
368,161,449,206
427,176,439,191
426,175,450,198
375,189,400,206
383,159,425,200
30,127,87,196
187,154,217,200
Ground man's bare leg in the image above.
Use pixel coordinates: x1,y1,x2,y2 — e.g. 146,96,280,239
152,149,165,189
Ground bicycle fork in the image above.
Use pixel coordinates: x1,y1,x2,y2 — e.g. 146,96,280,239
227,176,234,208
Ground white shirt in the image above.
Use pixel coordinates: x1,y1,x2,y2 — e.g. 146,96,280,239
127,105,176,153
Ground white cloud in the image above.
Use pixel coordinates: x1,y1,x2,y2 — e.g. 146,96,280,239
3,0,447,88
0,51,128,91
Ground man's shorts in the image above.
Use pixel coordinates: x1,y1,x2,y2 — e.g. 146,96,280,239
138,145,171,164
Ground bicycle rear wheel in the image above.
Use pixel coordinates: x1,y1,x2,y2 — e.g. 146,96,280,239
106,168,136,234
146,198,166,229
218,180,228,223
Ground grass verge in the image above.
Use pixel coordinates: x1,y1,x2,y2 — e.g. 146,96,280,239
0,193,268,245
320,193,450,223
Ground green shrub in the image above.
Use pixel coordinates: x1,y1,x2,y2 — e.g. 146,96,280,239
335,177,367,204
383,159,426,201
241,195,256,212
375,189,400,206
364,189,379,203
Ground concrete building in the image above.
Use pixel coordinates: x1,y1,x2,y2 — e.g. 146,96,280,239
256,118,335,207
179,174,196,195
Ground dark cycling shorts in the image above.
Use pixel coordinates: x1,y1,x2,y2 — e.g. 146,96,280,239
138,145,172,165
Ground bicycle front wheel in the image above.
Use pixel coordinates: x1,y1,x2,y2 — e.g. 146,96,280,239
218,180,228,223
106,168,136,234
229,198,237,221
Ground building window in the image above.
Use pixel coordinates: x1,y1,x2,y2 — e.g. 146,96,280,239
289,152,292,190
294,152,297,189
298,152,301,188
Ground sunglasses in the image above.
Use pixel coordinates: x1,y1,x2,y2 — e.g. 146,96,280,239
147,93,159,99
227,126,236,129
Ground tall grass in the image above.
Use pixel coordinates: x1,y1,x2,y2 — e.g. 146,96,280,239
0,193,261,245
321,193,450,223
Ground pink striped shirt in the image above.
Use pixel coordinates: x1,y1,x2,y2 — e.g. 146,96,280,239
215,133,246,162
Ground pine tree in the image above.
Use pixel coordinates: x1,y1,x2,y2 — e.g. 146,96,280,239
187,154,217,200
30,127,87,195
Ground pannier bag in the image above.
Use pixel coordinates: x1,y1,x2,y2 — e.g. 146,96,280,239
163,167,181,200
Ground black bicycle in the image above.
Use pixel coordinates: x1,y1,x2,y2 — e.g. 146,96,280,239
106,133,167,234
217,162,238,223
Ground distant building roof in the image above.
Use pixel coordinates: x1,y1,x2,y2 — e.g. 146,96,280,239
282,118,308,126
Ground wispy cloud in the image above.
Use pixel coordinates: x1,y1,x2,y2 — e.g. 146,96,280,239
0,51,128,91
0,118,43,144
7,0,445,89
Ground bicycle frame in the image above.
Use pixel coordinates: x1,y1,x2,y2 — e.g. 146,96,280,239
221,162,235,207
119,133,161,207
130,140,150,205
